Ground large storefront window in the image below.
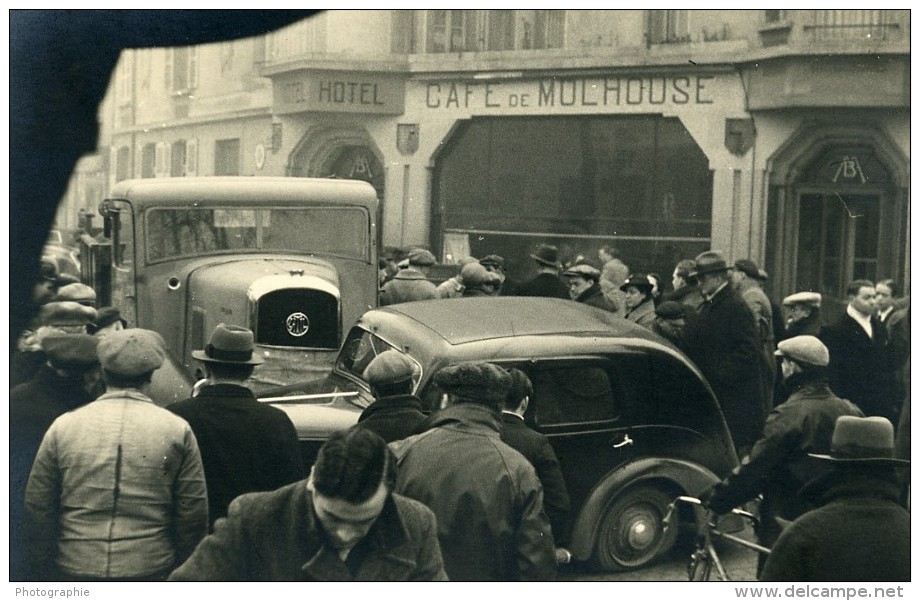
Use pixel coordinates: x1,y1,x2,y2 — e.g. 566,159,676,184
434,115,712,283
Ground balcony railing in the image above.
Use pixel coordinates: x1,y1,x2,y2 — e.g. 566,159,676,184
805,9,900,41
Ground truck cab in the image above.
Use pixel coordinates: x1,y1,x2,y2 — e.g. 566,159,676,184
81,177,378,394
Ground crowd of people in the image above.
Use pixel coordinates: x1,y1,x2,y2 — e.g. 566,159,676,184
10,244,911,582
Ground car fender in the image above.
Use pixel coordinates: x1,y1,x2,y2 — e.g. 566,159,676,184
567,456,721,559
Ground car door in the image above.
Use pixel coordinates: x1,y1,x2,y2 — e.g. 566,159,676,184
506,354,653,512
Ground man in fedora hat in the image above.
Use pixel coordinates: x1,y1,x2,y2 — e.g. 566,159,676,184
704,336,864,576
679,250,769,456
760,416,910,582
168,324,303,529
514,243,569,299
25,329,208,580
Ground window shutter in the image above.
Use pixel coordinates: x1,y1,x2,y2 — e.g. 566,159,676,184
185,139,198,177
136,144,144,178
109,146,118,189
189,47,198,90
155,142,166,177
164,48,173,91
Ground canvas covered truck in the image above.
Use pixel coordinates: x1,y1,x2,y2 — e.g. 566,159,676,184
80,177,378,395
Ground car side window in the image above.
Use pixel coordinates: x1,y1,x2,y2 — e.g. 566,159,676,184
529,365,616,426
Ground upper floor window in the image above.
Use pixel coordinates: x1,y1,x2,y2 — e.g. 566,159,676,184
423,10,564,53
170,140,198,177
165,46,198,94
764,10,786,24
808,9,895,40
648,9,690,44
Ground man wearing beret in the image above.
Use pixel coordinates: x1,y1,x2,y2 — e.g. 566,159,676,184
390,361,557,581
679,250,769,456
379,248,439,305
25,329,208,581
10,333,102,581
357,350,427,442
704,336,864,577
167,324,304,529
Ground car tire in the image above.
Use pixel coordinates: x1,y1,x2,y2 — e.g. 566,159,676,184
593,485,678,571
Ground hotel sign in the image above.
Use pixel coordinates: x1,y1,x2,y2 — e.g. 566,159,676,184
273,72,405,115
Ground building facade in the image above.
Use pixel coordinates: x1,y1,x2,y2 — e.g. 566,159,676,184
62,9,910,306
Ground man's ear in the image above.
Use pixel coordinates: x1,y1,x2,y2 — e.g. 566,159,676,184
519,396,529,415
439,393,450,409
305,466,316,493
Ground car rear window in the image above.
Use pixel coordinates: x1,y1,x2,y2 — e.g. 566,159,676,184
530,366,615,425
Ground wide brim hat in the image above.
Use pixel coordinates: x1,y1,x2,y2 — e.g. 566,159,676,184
530,244,560,268
689,251,731,278
192,323,264,365
620,273,654,293
808,416,909,466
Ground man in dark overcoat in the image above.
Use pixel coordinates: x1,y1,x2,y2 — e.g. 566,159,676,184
500,368,572,560
379,248,439,305
10,333,101,581
356,350,427,442
168,323,304,529
704,336,864,576
760,416,910,582
514,244,570,299
170,427,448,581
390,362,557,581
679,250,768,456
819,280,907,425
562,262,617,312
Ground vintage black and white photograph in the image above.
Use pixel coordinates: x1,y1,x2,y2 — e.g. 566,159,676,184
8,8,911,588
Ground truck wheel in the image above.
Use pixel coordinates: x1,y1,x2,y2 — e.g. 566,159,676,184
593,485,678,571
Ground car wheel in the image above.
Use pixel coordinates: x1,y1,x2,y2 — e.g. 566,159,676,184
593,485,678,571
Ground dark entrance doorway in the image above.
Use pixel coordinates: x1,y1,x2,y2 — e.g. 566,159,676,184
795,192,881,297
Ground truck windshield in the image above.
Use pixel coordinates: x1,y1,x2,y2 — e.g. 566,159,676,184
145,206,368,263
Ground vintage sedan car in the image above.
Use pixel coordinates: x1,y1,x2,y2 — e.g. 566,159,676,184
260,297,739,571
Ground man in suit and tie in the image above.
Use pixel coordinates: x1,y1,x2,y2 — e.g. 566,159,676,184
819,280,907,425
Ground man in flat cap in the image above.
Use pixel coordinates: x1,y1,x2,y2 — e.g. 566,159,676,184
390,361,556,581
563,262,617,312
11,301,98,388
780,291,823,339
168,324,303,529
54,282,97,307
170,426,447,581
480,254,517,296
679,250,769,456
704,336,863,577
10,333,102,580
25,329,208,581
379,248,439,306
436,256,478,299
356,350,426,442
460,262,503,297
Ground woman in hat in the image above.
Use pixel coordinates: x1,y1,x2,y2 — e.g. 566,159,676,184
621,274,657,329
760,416,910,582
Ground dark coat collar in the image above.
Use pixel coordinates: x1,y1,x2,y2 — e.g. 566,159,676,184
426,403,503,435
360,394,423,418
194,382,256,400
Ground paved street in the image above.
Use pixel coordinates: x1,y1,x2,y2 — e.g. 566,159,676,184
559,524,760,582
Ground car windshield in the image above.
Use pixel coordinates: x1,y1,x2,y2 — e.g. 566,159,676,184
336,326,422,391
145,206,369,263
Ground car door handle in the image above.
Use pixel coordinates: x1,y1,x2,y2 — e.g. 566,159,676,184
612,434,633,448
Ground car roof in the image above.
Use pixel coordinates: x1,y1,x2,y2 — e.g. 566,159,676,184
368,297,664,346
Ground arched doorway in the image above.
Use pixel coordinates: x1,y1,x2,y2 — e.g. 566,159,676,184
288,126,385,248
765,124,908,313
